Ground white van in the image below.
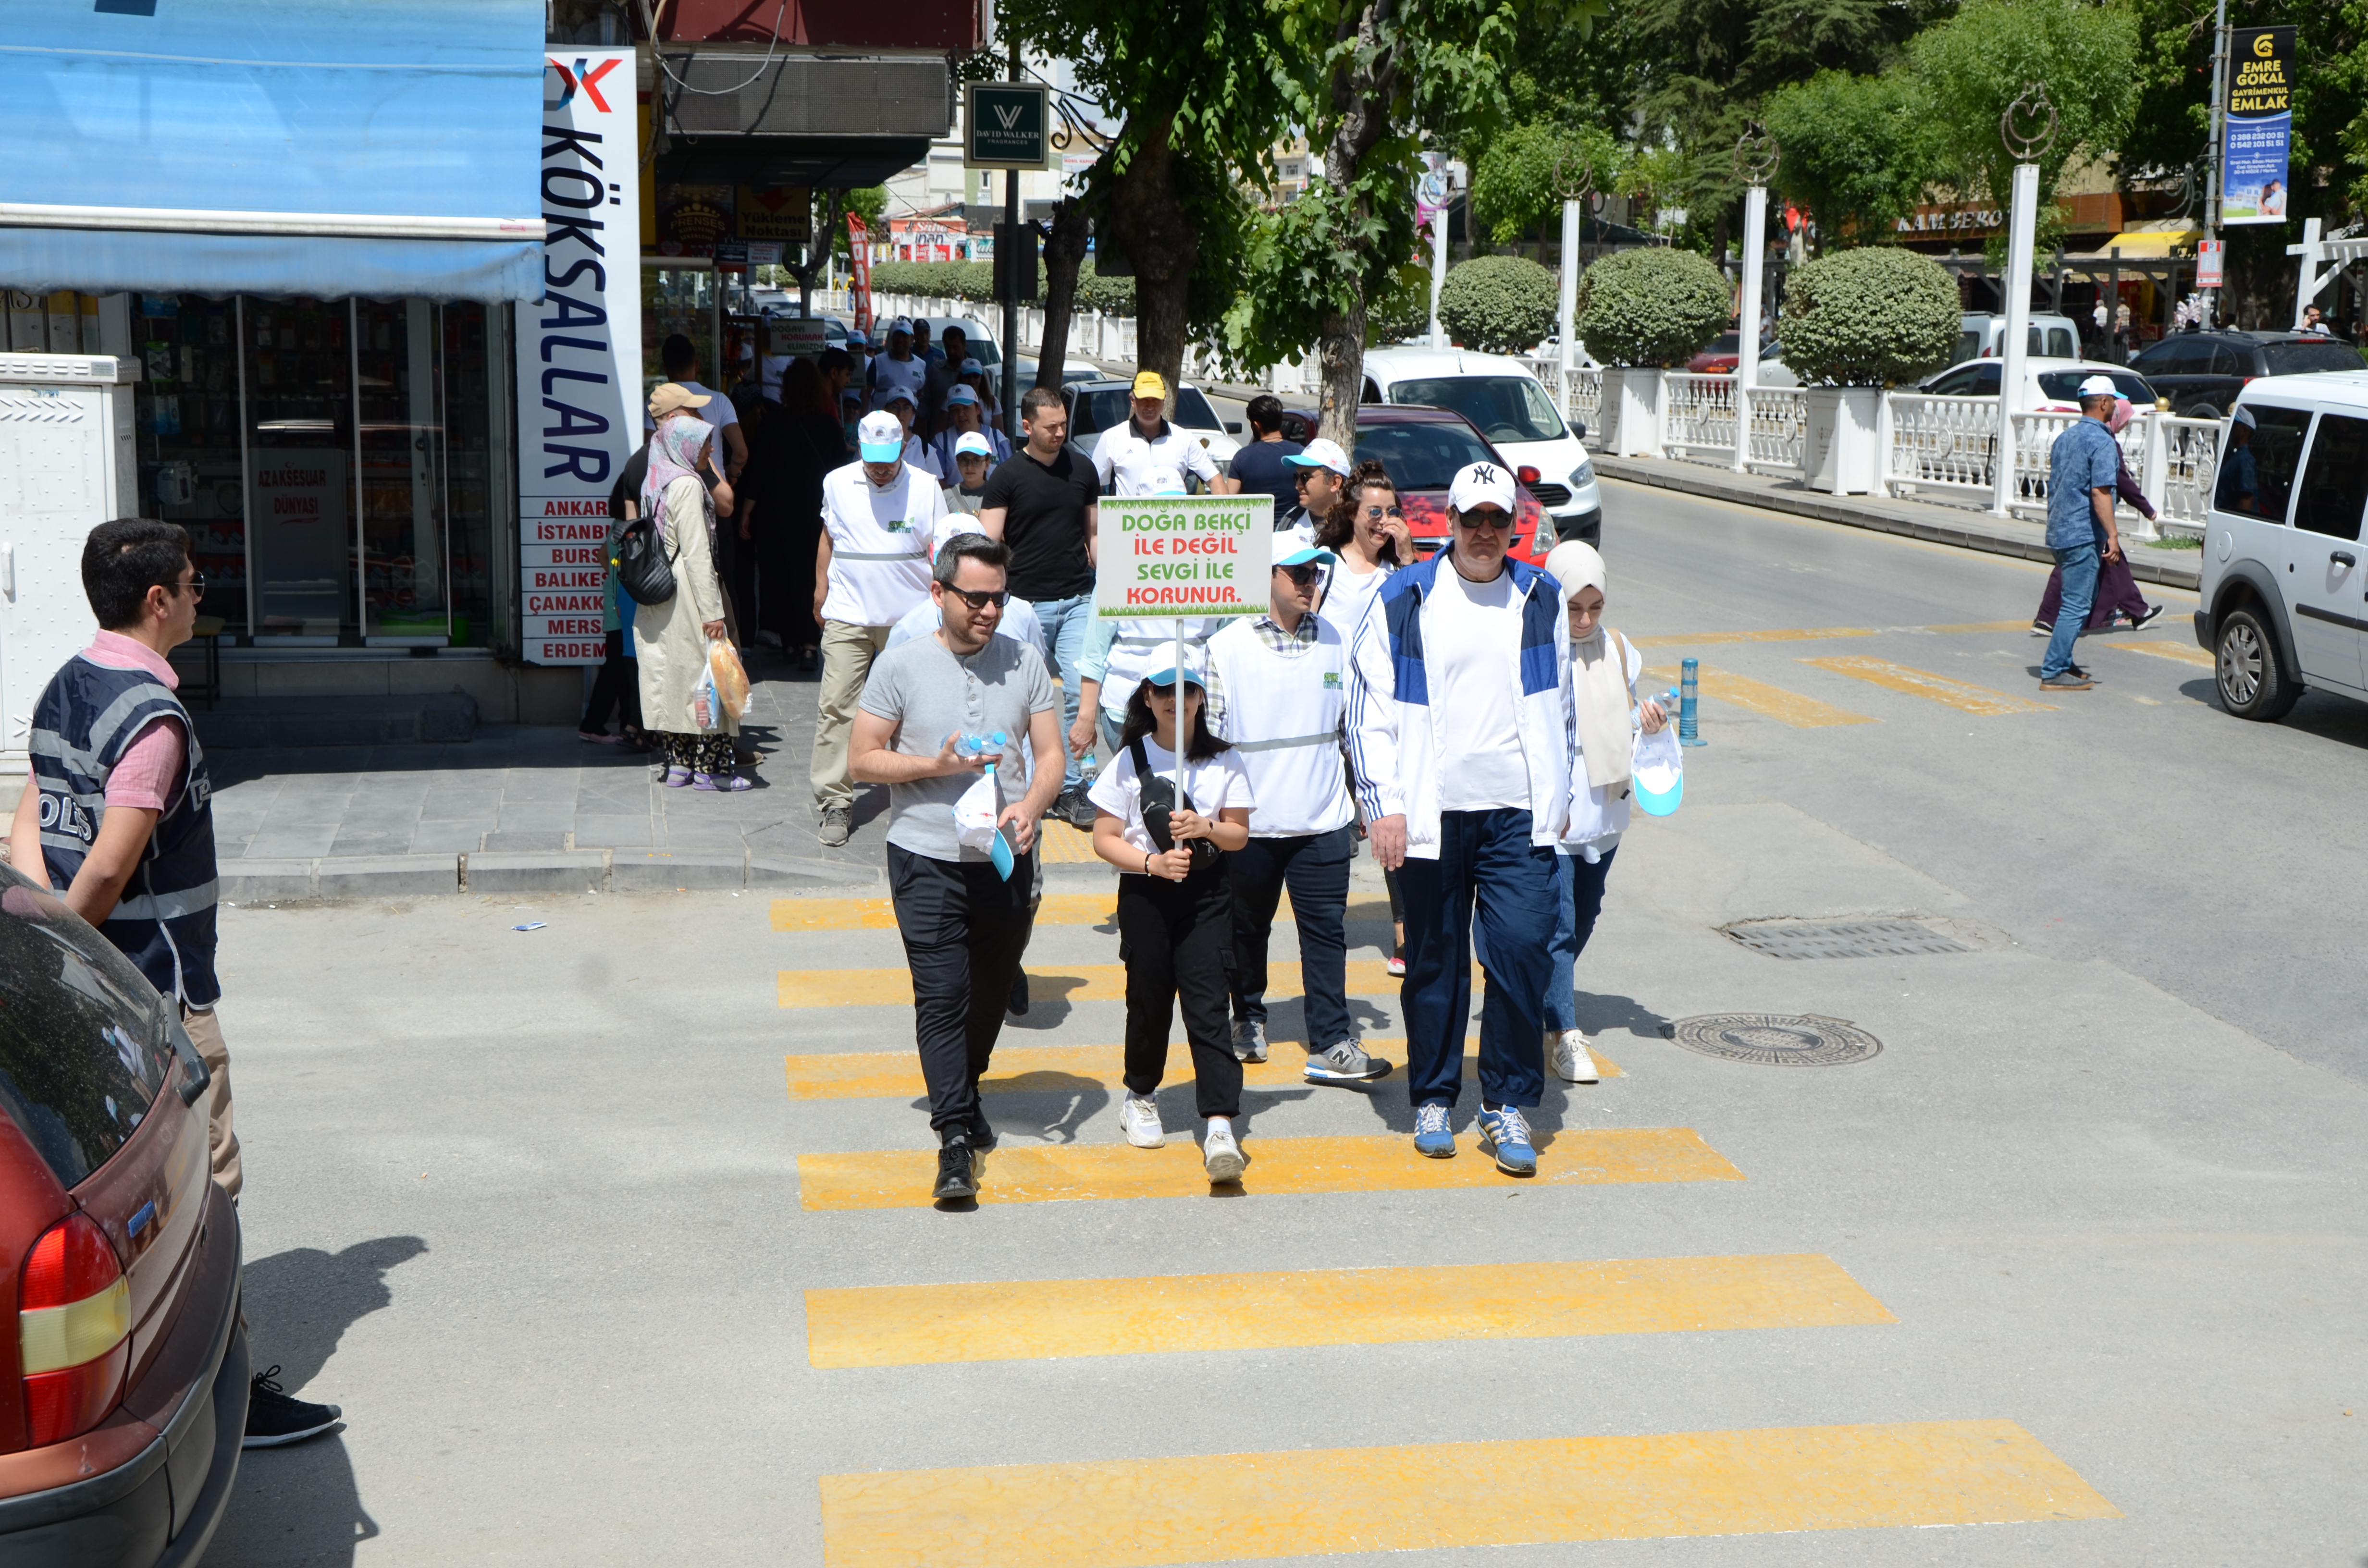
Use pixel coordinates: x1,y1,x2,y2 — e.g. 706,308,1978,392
2194,370,2368,720
1359,345,1603,544
1956,313,2082,365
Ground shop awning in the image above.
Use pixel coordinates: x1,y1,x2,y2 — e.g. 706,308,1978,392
0,0,544,302
2096,229,2202,258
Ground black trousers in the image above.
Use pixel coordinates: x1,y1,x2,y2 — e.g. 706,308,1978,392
888,843,1037,1140
1118,864,1242,1118
1228,826,1354,1049
579,631,642,733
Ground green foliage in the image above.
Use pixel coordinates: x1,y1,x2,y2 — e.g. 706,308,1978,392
1469,121,1623,243
862,258,1136,315
1776,245,1960,385
1763,69,1946,247
1438,255,1560,353
1908,0,2139,214
1365,272,1433,345
1572,246,1730,367
834,187,888,258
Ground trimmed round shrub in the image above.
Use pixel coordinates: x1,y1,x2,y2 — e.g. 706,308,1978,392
1437,254,1559,355
1572,246,1730,368
1778,246,1960,386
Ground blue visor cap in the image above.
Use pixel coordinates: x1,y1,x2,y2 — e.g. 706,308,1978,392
859,437,904,462
1274,545,1337,568
1141,666,1207,689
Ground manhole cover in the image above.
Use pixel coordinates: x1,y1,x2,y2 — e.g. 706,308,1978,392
1667,1014,1883,1066
1722,919,1971,960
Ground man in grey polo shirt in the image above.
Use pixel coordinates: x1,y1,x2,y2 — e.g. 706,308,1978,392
851,534,1064,1202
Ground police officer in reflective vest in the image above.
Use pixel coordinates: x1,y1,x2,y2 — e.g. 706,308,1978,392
8,519,342,1448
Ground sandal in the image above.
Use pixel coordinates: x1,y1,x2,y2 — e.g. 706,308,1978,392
663,767,693,788
693,772,753,792
578,729,620,745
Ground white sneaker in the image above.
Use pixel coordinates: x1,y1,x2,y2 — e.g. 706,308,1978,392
1553,1029,1599,1083
1120,1095,1165,1149
1202,1118,1246,1182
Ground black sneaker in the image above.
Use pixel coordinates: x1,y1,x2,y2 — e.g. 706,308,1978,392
934,1139,978,1201
1007,969,1030,1017
243,1366,342,1448
1065,789,1098,831
2129,603,2163,629
2030,619,2052,635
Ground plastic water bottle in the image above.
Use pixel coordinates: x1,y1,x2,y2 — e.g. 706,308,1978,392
955,730,1008,761
1678,658,1705,747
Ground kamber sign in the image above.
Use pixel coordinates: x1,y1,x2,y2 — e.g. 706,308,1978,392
1094,495,1274,619
516,49,640,666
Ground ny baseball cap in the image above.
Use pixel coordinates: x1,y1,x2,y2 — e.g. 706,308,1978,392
1448,461,1517,515
945,385,980,408
2077,374,2119,399
858,411,905,463
1274,544,1338,568
647,382,711,418
1132,370,1168,400
954,432,995,458
1285,437,1352,478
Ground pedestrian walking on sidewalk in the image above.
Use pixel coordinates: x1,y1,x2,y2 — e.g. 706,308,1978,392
2038,375,2126,692
1206,544,1392,1087
1088,657,1256,1183
1092,371,1230,496
1539,541,1667,1085
977,387,1101,826
941,433,997,522
2032,399,2163,637
1350,462,1572,1176
849,534,1063,1202
811,411,950,845
635,409,752,789
582,433,650,748
1314,459,1415,974
10,519,342,1448
1226,394,1306,514
1278,438,1352,546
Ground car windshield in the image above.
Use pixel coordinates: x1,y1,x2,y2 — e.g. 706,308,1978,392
1069,388,1131,438
0,875,179,1187
1352,419,1499,490
1390,376,1566,444
2262,341,2364,375
1173,389,1221,429
2036,369,2155,403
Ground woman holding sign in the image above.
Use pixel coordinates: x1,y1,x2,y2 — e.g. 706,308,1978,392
1087,656,1257,1183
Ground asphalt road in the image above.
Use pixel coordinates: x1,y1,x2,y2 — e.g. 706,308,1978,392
205,477,2368,1566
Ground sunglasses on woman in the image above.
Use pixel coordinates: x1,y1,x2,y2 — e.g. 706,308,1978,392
1362,504,1404,520
944,587,1008,610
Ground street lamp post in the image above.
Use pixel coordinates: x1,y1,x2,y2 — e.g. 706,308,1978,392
1991,83,2056,518
1552,149,1593,392
1733,125,1778,475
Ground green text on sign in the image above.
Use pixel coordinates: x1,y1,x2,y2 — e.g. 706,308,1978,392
1094,495,1275,620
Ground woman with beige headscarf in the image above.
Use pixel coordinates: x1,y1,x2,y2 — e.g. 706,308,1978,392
1539,540,1666,1084
634,405,748,789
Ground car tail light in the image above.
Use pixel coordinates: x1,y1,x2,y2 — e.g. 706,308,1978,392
1516,465,1542,485
19,1213,129,1448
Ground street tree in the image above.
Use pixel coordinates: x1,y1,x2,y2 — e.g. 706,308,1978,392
1762,69,1948,248
1229,0,1595,445
1469,119,1624,244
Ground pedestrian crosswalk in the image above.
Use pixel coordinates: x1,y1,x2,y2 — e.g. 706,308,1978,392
780,960,1462,1010
1801,655,2056,716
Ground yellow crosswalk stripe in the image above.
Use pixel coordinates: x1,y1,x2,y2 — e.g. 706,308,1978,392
1035,821,1100,864
797,1128,1739,1210
772,893,1394,931
816,1418,2119,1564
783,1037,1621,1100
2109,638,2215,668
805,1252,1889,1368
779,959,1447,1009
1923,619,2037,633
1800,655,2055,716
1631,626,1876,647
1644,663,1875,728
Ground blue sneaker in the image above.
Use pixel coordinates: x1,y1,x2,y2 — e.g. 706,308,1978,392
1413,1103,1455,1158
1475,1103,1536,1176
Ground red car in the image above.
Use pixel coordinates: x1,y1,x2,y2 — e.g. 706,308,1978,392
1348,403,1554,566
0,869,246,1564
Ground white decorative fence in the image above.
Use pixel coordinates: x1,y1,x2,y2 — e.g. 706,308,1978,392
1662,373,1739,462
1883,394,2002,506
1742,388,1808,477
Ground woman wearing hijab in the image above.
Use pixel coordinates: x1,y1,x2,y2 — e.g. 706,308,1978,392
634,404,749,790
1540,541,1666,1084
2032,398,2162,636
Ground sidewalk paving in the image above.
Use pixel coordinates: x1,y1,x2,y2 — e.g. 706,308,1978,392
1590,455,2204,591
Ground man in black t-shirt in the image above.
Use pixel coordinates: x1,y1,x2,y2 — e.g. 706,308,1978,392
978,386,1099,817
1227,393,1306,514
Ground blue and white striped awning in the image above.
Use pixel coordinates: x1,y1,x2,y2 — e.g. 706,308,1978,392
0,0,544,301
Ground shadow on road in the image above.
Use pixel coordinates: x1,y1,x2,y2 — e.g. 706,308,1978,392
215,1235,425,1567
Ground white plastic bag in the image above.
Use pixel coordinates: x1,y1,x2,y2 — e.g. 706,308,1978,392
691,661,720,731
951,767,1015,878
1631,724,1683,816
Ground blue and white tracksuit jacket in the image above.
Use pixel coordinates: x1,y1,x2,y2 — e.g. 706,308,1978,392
1345,555,1572,858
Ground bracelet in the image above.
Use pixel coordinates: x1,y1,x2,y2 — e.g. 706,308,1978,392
1142,851,1153,876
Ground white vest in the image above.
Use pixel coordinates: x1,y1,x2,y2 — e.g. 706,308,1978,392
1207,618,1355,837
1098,617,1220,716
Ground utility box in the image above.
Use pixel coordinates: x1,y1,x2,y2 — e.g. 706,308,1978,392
0,354,137,773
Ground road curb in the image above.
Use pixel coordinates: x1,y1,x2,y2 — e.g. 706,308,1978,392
1594,458,2204,591
220,846,876,901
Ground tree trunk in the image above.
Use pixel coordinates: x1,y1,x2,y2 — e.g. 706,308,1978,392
1035,195,1092,392
1317,299,1367,448
1103,122,1200,413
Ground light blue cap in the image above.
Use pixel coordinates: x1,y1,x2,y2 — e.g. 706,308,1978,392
1274,545,1337,568
945,385,980,407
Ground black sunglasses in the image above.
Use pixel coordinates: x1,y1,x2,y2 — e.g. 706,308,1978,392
1276,564,1325,587
1455,511,1512,532
944,587,1008,610
172,572,207,601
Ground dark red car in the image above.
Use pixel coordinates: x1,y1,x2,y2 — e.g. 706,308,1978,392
0,869,246,1564
1348,404,1554,566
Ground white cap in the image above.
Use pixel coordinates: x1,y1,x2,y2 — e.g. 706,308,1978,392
2232,404,2257,429
954,432,995,458
1141,648,1209,688
1448,460,1517,515
2077,374,2119,399
858,411,905,462
889,316,914,335
1285,437,1353,478
945,385,980,407
1142,465,1186,496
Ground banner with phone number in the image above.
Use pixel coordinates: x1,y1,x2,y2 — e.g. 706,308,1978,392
2221,26,2294,226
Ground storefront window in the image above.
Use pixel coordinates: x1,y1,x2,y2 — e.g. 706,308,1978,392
132,294,499,647
643,266,719,413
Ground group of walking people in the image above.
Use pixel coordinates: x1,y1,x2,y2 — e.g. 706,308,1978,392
828,378,1667,1200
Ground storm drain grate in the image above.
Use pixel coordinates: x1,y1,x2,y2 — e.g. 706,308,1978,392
1722,919,1971,961
1668,1014,1884,1066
